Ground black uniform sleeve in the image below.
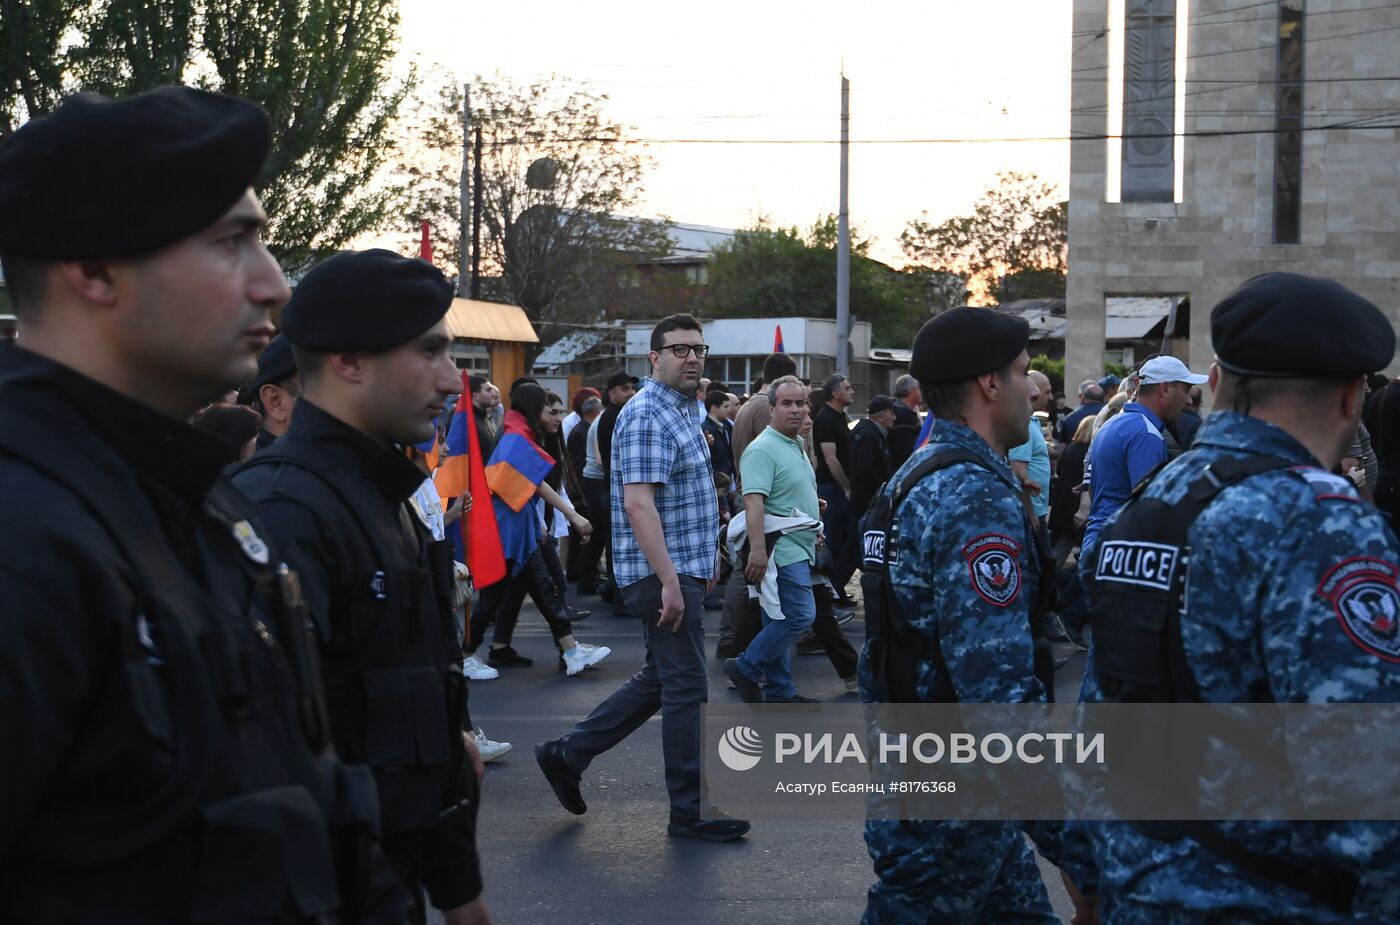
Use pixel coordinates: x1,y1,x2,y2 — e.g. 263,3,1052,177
0,565,101,856
418,759,484,909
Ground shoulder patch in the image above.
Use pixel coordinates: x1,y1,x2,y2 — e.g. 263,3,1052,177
1289,466,1361,503
963,533,1022,607
1318,557,1400,662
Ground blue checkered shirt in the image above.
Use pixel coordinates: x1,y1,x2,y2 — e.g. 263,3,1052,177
609,376,719,587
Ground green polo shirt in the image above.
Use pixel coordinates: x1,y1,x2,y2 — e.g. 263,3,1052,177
739,426,820,566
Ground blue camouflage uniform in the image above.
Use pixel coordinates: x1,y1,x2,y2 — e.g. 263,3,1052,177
1081,411,1400,923
859,418,1060,925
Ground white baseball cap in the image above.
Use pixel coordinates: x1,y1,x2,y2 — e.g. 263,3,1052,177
1138,356,1209,386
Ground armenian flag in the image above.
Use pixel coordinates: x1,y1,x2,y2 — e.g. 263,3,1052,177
485,409,556,571
436,373,506,587
774,324,785,353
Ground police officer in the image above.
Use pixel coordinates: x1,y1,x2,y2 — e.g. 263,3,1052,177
1082,273,1400,922
0,87,404,923
240,332,300,451
859,308,1064,923
232,249,491,925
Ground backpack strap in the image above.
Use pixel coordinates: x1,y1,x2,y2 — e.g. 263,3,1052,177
888,447,989,514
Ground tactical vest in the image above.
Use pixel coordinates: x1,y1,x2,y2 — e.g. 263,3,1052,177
859,448,1054,704
238,449,467,836
0,404,361,923
1088,453,1359,912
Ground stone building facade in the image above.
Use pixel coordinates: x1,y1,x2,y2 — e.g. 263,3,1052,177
1067,0,1400,391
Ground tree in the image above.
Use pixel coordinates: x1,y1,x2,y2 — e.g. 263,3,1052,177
703,215,961,346
0,0,410,268
900,172,1067,305
400,72,670,342
0,0,77,135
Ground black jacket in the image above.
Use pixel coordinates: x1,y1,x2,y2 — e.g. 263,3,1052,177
0,344,403,924
887,402,921,471
849,418,893,517
234,400,482,909
703,415,735,478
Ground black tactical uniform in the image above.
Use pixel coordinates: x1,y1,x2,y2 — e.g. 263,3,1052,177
0,84,403,925
231,249,484,921
0,345,404,924
236,400,481,918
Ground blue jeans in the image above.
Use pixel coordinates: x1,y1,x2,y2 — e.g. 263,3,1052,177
735,560,817,701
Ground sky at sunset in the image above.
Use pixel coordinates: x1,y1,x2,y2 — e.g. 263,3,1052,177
394,0,1076,265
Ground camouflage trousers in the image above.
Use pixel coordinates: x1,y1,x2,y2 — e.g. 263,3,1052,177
863,819,1058,925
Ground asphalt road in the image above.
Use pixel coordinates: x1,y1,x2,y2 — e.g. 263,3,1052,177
437,586,1089,925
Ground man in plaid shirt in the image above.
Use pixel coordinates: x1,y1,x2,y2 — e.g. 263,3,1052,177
536,314,750,843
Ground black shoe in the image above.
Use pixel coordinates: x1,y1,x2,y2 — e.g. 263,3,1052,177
487,646,534,668
535,740,586,815
796,633,824,656
768,694,821,706
1053,655,1071,671
723,658,763,704
833,607,856,625
667,814,751,843
565,605,591,623
702,593,724,611
833,593,858,609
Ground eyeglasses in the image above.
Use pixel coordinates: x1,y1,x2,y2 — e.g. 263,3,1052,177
659,343,710,359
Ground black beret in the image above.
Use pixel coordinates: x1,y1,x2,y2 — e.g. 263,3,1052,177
252,334,297,389
910,307,1030,385
1212,272,1395,378
281,249,455,352
867,395,897,414
0,86,270,259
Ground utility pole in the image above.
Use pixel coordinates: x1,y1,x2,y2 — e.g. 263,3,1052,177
471,125,484,299
457,84,471,296
836,72,851,378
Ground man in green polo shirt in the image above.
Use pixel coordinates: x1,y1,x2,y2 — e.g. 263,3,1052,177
723,375,822,704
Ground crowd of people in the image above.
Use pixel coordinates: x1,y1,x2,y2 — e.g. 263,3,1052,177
3,81,1399,925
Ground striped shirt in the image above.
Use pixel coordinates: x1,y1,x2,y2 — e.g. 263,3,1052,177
610,376,719,587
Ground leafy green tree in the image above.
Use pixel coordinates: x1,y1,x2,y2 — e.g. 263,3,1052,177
703,215,963,346
901,172,1067,304
0,0,410,267
400,72,670,342
0,0,77,135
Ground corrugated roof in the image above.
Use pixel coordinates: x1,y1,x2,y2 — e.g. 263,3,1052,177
443,298,538,344
534,329,607,366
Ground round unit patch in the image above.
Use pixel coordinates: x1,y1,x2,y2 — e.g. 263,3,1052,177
963,533,1022,607
1318,557,1400,662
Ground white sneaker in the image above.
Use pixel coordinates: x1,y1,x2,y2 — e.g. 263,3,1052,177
576,641,611,668
462,654,499,680
475,728,513,762
561,646,591,676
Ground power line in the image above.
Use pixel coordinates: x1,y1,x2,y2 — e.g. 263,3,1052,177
461,119,1399,147
1070,21,1400,74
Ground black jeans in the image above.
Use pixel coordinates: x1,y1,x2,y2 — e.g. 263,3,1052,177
578,477,612,589
470,543,574,652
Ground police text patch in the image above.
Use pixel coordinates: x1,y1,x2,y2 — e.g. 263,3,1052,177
1094,540,1181,592
962,534,1021,607
1319,557,1400,662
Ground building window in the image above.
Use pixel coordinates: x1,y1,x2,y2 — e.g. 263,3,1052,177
1274,1,1305,244
450,341,491,376
684,264,710,286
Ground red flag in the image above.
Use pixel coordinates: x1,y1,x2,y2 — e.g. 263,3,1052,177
436,372,506,586
420,220,434,264
774,324,785,353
